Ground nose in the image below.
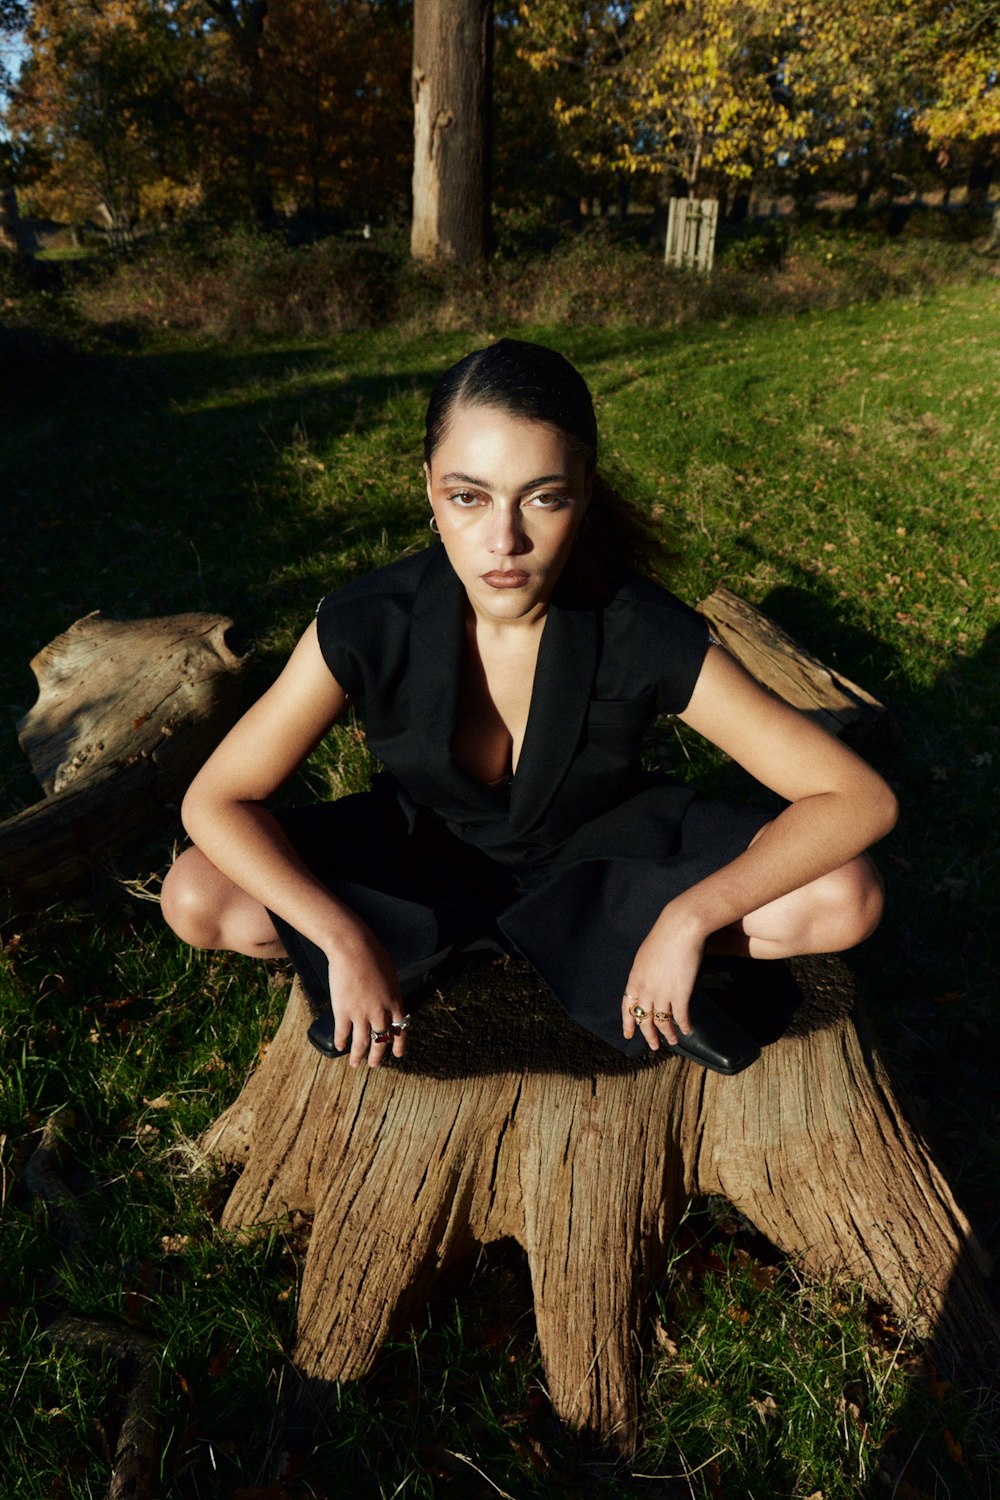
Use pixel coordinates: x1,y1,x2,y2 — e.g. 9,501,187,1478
488,502,527,556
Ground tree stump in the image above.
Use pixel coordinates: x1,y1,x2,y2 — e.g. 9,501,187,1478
203,955,997,1454
1,612,249,903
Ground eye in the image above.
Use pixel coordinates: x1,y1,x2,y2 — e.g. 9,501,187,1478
447,490,485,509
524,491,570,511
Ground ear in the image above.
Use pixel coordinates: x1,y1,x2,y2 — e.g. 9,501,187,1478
423,461,433,506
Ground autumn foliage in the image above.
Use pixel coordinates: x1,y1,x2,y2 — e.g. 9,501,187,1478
3,0,997,234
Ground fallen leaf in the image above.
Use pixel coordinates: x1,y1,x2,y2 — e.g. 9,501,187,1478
751,1263,779,1291
751,1395,779,1422
144,1095,172,1110
653,1319,679,1356
161,1234,190,1255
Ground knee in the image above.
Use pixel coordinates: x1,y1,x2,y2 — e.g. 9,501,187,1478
812,855,885,952
160,848,223,949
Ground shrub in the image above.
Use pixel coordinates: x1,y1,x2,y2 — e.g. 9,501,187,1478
73,226,402,337
60,212,989,342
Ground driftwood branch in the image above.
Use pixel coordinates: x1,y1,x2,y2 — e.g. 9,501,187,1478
21,1107,88,1247
43,1316,159,1500
697,587,892,751
1,612,249,904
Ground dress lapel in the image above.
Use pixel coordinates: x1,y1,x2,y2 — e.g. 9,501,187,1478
508,579,599,833
408,543,475,793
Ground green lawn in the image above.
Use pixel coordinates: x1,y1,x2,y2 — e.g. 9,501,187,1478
1,274,998,1497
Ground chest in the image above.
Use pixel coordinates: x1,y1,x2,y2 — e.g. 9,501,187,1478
451,628,542,783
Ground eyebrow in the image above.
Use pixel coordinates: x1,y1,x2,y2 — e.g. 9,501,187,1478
438,471,573,491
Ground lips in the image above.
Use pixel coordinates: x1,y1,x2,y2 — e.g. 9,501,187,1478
481,570,531,588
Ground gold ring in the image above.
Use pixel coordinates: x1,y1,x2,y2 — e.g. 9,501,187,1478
654,1010,671,1023
629,1002,648,1021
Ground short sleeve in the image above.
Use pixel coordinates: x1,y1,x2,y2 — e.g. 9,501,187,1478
314,590,367,698
311,551,429,701
600,575,712,716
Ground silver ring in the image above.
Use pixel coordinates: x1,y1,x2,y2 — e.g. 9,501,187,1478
370,1027,393,1045
390,1015,410,1035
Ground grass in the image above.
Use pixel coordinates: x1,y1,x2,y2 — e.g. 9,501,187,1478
1,251,998,1497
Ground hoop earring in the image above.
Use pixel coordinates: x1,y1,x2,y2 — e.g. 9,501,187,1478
429,515,440,534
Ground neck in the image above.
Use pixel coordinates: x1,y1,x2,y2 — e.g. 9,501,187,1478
465,598,550,643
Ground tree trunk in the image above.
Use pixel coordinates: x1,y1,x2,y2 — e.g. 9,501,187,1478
204,957,997,1455
1,612,248,904
410,0,493,264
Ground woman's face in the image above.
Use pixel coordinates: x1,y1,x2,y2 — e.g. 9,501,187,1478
425,402,590,624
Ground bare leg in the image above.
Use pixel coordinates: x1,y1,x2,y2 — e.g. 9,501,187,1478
161,845,286,959
707,851,886,961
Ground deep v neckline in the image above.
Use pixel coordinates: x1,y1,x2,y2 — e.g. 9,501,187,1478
451,608,548,788
408,544,601,830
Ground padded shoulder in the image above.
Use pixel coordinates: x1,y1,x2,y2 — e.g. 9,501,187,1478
314,547,436,697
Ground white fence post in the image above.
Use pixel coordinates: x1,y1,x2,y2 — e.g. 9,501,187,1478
664,196,719,273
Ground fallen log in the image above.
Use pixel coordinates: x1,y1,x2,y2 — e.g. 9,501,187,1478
697,587,892,751
203,958,997,1455
1,612,249,904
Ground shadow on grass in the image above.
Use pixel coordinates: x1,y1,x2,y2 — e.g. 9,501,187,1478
749,589,1000,1499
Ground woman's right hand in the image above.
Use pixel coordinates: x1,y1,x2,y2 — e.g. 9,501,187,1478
327,930,409,1068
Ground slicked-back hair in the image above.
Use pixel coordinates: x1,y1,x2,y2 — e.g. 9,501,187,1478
424,338,598,470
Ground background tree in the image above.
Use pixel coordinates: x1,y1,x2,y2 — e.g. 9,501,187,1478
0,0,27,94
259,0,410,223
911,0,999,204
519,0,815,201
193,0,275,221
513,0,638,218
9,0,196,243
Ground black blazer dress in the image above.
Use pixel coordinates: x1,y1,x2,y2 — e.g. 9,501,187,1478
269,544,770,1057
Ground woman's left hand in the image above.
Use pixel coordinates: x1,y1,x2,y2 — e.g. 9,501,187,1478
621,906,707,1050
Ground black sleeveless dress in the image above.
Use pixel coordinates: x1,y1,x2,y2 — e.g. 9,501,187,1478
268,545,770,1057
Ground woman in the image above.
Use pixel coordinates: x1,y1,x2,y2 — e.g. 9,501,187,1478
162,339,896,1074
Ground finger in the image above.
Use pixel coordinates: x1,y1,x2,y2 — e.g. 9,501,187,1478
653,1010,680,1047
622,989,641,1038
352,1013,386,1068
624,993,661,1050
640,1017,660,1052
349,1025,370,1068
390,1012,409,1059
367,1018,394,1068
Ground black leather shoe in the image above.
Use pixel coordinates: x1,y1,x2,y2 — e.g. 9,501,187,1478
664,989,761,1075
307,1011,348,1058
